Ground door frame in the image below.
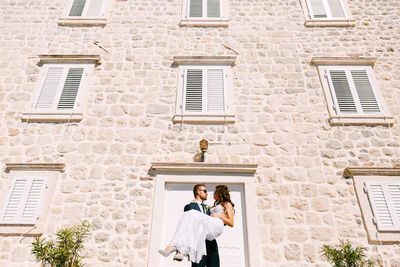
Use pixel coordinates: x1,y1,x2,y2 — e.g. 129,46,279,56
147,163,261,267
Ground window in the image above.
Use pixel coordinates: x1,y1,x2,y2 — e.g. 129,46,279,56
68,0,105,17
312,57,393,126
59,0,108,26
1,177,48,225
0,163,64,235
365,182,400,231
299,0,355,27
345,167,400,243
22,55,100,122
188,0,221,18
180,0,229,27
173,56,236,123
184,67,226,113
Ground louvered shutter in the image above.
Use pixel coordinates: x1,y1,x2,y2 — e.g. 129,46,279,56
86,0,104,17
189,0,203,17
1,178,28,223
207,69,225,112
185,69,203,112
389,184,400,225
327,0,345,18
35,67,64,110
1,177,46,224
207,0,220,18
57,68,84,110
366,183,400,231
69,0,86,16
329,70,357,113
351,70,380,113
309,0,327,18
21,179,46,224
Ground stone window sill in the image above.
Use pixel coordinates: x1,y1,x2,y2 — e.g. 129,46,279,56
179,19,229,27
328,116,394,126
21,112,83,123
172,114,235,124
58,17,107,27
305,19,355,27
0,225,43,236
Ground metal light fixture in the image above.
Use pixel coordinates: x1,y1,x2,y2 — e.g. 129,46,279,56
199,139,208,162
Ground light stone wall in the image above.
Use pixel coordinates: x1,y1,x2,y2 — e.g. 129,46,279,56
0,0,400,266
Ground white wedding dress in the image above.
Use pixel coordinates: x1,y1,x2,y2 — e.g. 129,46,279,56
168,204,225,263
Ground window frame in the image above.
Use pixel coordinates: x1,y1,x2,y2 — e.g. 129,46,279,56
22,55,99,123
0,163,64,235
180,0,229,27
0,175,48,225
182,65,228,114
58,0,110,26
346,168,400,243
173,56,236,124
299,0,355,27
312,57,393,126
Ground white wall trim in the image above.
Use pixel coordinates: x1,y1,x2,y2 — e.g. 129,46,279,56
147,165,260,267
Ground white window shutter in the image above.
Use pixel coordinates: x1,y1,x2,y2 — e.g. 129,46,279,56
207,69,225,112
1,177,47,224
329,70,357,113
185,69,203,112
1,178,29,223
21,178,47,224
35,67,64,110
69,0,86,16
189,0,203,18
57,67,84,110
350,70,380,113
388,184,400,228
86,0,104,17
326,0,345,18
309,0,327,18
207,0,221,18
366,183,398,231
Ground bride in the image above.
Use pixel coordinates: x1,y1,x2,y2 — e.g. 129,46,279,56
159,185,235,264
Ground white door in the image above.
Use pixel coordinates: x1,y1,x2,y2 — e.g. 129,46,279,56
160,183,248,267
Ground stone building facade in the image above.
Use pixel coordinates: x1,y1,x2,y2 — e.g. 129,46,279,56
0,0,400,266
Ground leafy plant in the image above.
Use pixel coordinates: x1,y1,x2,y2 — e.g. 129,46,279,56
32,220,91,267
322,240,374,267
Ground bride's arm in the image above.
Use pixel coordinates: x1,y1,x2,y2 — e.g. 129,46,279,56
211,203,234,227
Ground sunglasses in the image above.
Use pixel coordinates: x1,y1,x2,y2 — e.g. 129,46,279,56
199,189,207,193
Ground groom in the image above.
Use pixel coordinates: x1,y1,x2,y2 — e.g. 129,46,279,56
184,184,220,267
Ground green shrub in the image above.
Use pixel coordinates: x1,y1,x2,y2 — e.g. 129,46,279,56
32,220,91,267
322,240,374,267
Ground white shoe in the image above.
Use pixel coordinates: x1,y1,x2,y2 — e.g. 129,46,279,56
158,247,176,257
173,253,184,261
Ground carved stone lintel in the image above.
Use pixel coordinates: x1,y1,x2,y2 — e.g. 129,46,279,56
311,57,377,66
38,55,101,65
5,163,65,172
343,167,400,178
149,162,257,176
173,56,237,66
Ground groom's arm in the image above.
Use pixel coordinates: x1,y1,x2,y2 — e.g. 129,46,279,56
184,203,193,212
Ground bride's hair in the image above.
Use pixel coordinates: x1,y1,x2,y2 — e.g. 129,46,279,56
213,185,235,212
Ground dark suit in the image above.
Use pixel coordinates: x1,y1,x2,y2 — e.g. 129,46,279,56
184,202,220,267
